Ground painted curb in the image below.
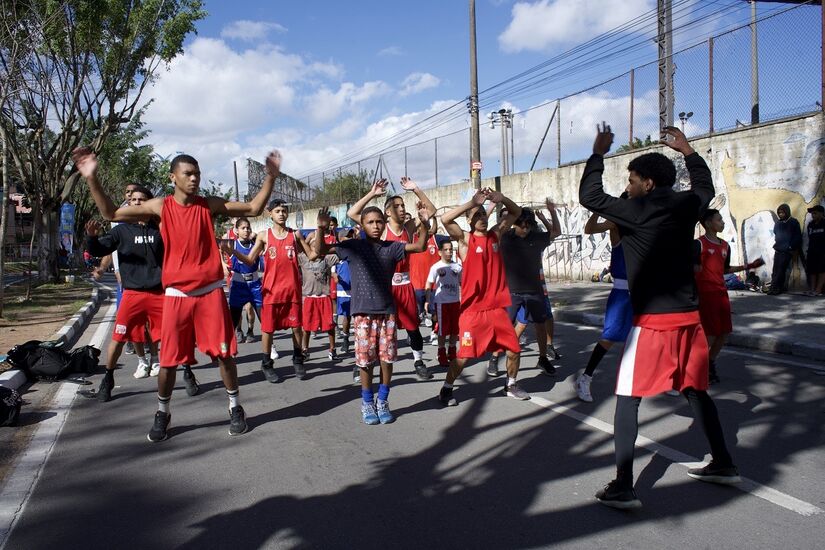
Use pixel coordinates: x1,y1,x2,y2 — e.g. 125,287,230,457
0,282,104,392
554,306,823,363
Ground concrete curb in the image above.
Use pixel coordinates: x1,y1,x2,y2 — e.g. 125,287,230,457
554,307,824,363
0,282,105,392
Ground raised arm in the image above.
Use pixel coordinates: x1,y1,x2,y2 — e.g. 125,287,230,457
313,207,338,259
400,177,437,234
85,220,119,257
347,179,388,226
224,232,266,267
537,198,562,240
661,126,714,210
584,212,616,235
441,189,487,245
486,189,522,237
209,151,280,217
404,202,431,254
72,147,161,222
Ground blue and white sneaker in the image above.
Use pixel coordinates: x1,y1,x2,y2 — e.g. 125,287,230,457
361,401,379,425
376,399,395,424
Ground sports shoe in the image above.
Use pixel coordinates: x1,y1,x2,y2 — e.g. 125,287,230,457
708,360,720,385
423,316,433,328
328,350,338,361
666,389,681,396
438,386,458,407
182,365,200,396
340,337,350,354
147,411,171,442
353,366,361,386
235,330,245,344
149,360,161,377
687,462,741,485
97,374,114,402
229,405,248,436
361,401,379,425
549,345,562,360
576,374,593,402
430,332,438,346
133,357,150,379
261,357,280,383
487,355,500,377
293,353,307,380
505,382,530,400
376,399,395,424
244,332,255,344
414,359,432,380
595,480,642,509
124,342,135,355
437,348,449,368
537,356,556,376
270,348,280,360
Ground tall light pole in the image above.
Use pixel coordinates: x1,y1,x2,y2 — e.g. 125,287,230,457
488,109,513,176
469,0,482,189
678,111,693,133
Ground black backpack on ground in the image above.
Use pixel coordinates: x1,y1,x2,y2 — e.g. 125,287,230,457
0,386,22,427
6,341,101,381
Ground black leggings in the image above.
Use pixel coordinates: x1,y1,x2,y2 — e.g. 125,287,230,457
230,305,262,333
614,389,733,486
408,328,423,352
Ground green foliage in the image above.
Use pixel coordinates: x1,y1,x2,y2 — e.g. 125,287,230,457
307,170,373,209
616,135,655,153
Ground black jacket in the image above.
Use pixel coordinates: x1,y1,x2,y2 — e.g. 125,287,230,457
579,152,714,315
87,222,163,290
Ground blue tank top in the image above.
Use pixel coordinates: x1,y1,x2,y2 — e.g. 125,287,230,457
231,240,261,274
610,242,627,281
335,260,351,293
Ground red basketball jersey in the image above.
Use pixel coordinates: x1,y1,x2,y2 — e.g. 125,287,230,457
410,235,439,289
460,231,511,312
262,228,301,304
385,224,412,275
160,195,223,292
695,235,729,293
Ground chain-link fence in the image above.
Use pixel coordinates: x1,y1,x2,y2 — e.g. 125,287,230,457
297,3,821,199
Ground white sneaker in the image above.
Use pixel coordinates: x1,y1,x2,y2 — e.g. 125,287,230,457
666,389,681,396
149,361,161,377
424,316,433,328
133,357,150,379
271,348,280,360
430,333,438,346
576,374,593,402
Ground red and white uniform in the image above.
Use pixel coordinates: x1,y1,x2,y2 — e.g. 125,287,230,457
410,235,440,290
159,196,236,367
457,231,520,358
695,235,733,337
261,228,302,331
426,260,461,338
384,224,418,330
112,289,164,343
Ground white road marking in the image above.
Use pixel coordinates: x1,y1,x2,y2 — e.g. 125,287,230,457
529,395,823,517
0,301,116,549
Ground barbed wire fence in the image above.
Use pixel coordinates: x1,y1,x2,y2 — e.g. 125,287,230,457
292,4,820,209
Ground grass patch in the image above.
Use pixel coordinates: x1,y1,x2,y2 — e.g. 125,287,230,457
1,280,93,320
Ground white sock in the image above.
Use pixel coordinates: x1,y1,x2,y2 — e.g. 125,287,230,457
157,394,171,413
443,382,453,390
227,389,240,409
507,377,517,386
413,349,423,361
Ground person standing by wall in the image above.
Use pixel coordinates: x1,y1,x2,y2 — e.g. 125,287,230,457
767,203,802,295
805,205,825,296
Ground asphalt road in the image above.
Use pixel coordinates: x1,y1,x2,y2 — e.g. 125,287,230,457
2,294,824,549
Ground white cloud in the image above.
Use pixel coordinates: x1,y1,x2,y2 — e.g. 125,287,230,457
304,81,392,125
498,0,653,53
399,72,440,96
377,46,403,57
220,20,287,42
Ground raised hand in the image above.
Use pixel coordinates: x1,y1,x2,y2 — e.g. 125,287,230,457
265,150,282,176
370,179,389,197
416,201,430,224
317,206,331,231
72,147,98,179
471,189,487,206
219,239,235,257
85,219,101,236
544,197,557,213
400,176,418,192
748,257,766,269
484,188,505,204
660,126,694,156
592,122,614,156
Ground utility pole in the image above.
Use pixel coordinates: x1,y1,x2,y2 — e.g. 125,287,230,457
750,0,760,124
657,0,674,131
233,161,240,201
469,0,482,189
489,108,513,176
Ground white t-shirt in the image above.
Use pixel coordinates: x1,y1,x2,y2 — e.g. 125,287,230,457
426,260,462,304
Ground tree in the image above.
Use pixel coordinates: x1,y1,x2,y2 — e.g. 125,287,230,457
0,0,205,283
307,170,374,209
616,135,655,153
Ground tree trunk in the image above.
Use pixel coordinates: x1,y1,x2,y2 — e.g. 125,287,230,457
38,202,60,284
0,133,8,317
25,197,39,300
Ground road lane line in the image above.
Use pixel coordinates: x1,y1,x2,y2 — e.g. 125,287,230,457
529,395,824,517
0,301,116,549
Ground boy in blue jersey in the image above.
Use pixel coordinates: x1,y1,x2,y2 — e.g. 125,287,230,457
228,218,264,345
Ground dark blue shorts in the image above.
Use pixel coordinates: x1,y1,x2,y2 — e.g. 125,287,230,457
509,293,549,325
602,288,632,342
414,289,435,316
229,281,263,308
337,297,351,317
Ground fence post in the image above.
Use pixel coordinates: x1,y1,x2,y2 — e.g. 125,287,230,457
709,36,714,134
629,69,635,145
556,100,561,167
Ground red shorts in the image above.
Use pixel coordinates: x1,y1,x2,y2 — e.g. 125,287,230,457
159,287,237,367
457,308,520,359
261,301,302,332
698,290,732,337
353,314,398,367
302,296,334,332
392,283,419,331
616,311,709,397
435,301,460,337
112,289,164,343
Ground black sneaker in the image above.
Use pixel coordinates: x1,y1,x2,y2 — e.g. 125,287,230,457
261,357,280,383
244,332,255,344
537,356,556,376
438,386,458,407
549,345,562,360
487,355,500,377
97,374,114,402
124,342,135,355
147,411,171,442
687,462,741,485
229,405,248,436
340,337,350,354
414,359,432,380
293,353,307,380
595,480,642,509
235,331,245,344
708,360,720,385
182,365,200,396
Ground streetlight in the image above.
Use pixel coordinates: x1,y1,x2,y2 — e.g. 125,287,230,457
488,108,514,176
678,111,693,133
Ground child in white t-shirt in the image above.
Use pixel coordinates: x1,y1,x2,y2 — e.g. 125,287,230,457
425,240,462,368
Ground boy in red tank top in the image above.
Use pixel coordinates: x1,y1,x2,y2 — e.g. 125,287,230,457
437,187,527,406
229,199,314,382
347,176,438,381
694,208,763,383
74,147,279,442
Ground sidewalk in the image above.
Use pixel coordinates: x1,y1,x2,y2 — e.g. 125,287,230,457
550,281,825,363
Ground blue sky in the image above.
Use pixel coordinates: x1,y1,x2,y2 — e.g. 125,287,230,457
140,0,822,194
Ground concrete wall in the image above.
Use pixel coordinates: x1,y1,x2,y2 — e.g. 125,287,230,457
252,112,824,289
